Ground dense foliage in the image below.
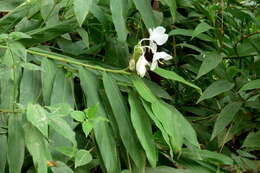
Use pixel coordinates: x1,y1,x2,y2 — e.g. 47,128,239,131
0,0,260,172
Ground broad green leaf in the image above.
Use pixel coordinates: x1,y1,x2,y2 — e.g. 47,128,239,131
24,122,51,173
9,32,32,40
77,28,90,48
79,67,120,173
154,68,202,94
176,43,203,53
7,115,25,173
211,102,242,140
51,68,74,107
151,101,183,153
20,62,42,71
73,0,93,26
75,150,92,168
132,0,157,28
110,0,128,42
196,52,224,79
165,104,200,148
40,0,55,21
0,0,24,11
128,92,157,167
51,161,74,173
131,76,157,103
0,135,7,173
26,104,48,138
48,116,77,146
163,0,177,22
105,39,129,67
21,18,78,46
9,41,27,61
0,0,34,34
169,29,213,42
103,73,144,167
192,22,213,39
183,149,233,165
142,100,173,157
144,79,172,100
197,80,235,103
239,79,260,91
242,131,260,149
19,70,41,105
54,146,76,158
41,58,56,105
0,49,21,109
71,111,85,122
82,121,93,137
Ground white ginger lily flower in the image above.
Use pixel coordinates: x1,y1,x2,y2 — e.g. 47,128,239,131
136,54,150,77
150,52,172,71
149,26,169,46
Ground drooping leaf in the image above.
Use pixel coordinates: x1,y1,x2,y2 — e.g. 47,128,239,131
142,100,173,157
163,0,177,22
197,80,235,103
154,68,202,94
75,149,92,168
103,72,144,167
151,101,183,153
19,70,41,105
165,103,200,148
26,104,49,138
128,92,157,167
41,58,56,105
110,0,128,42
196,52,224,79
50,68,74,107
132,0,157,28
131,76,157,103
73,0,93,26
211,102,242,140
7,114,25,173
48,116,77,147
0,135,7,173
79,67,120,173
24,122,51,173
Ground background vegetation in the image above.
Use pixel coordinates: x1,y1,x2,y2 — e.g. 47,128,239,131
0,0,260,172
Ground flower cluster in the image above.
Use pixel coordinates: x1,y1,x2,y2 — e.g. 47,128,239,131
132,26,172,77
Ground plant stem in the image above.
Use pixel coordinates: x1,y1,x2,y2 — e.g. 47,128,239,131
0,44,130,75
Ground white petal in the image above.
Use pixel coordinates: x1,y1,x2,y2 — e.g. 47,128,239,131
150,60,158,71
153,52,172,61
149,41,157,53
149,26,168,45
150,52,172,71
152,34,168,45
136,55,149,77
153,26,166,34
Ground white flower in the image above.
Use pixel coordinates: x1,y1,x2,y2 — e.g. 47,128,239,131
150,52,172,71
136,54,150,77
149,26,169,46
